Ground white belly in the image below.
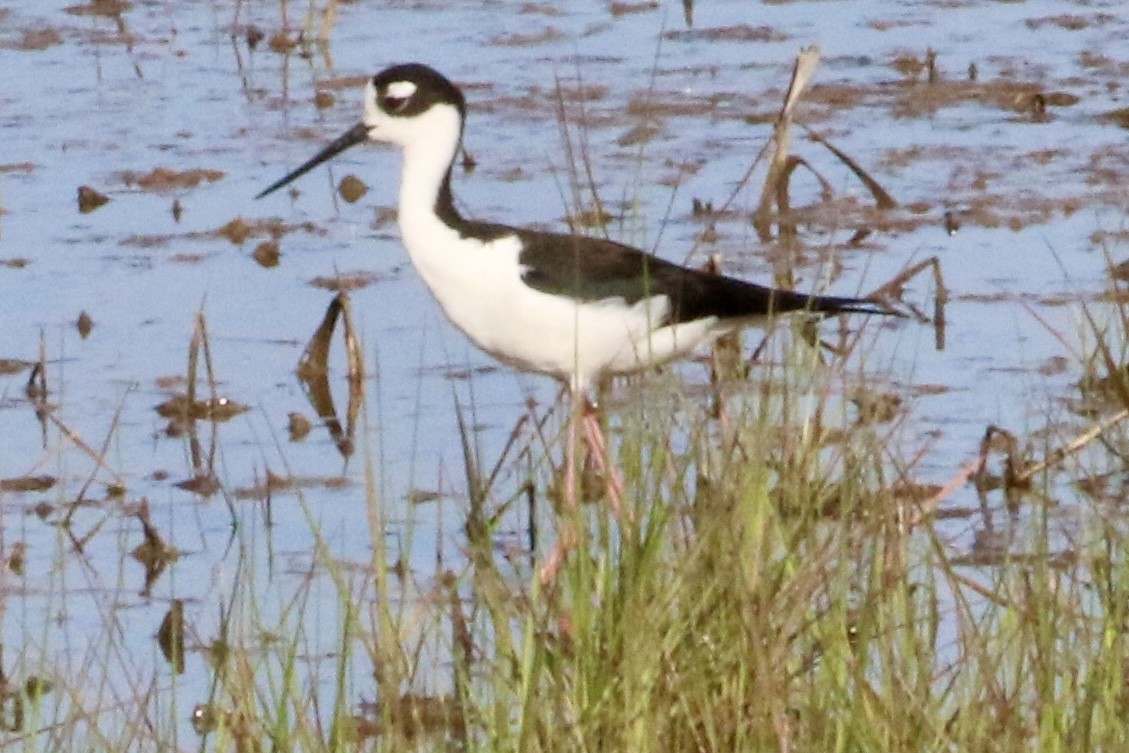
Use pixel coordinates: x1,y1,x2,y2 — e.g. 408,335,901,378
401,222,720,390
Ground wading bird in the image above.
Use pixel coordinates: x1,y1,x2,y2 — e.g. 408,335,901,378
258,63,891,580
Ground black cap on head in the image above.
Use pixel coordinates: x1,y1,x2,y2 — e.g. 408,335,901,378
372,63,466,119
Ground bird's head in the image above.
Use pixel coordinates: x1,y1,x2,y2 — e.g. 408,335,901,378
257,63,465,199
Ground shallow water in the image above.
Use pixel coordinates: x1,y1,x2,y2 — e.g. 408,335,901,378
1,0,1127,738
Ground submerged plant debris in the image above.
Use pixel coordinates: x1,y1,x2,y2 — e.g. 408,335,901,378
117,167,225,191
76,185,109,213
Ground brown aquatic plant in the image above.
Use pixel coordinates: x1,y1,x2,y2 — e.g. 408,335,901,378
296,292,364,458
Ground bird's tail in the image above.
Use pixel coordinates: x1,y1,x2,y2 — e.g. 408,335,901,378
806,294,899,317
776,289,900,319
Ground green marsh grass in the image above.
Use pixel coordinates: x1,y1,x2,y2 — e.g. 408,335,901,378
11,249,1129,753
133,273,1129,751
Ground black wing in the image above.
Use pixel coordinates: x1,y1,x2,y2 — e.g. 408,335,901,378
516,229,885,325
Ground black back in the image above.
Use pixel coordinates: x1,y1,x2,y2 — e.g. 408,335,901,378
514,228,884,325
433,192,883,325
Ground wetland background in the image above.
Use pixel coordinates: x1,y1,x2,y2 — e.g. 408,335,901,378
2,0,1129,749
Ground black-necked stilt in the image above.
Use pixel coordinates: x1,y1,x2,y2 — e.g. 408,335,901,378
259,63,890,391
258,63,893,578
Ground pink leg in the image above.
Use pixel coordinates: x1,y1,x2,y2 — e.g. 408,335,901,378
580,402,628,523
538,391,630,585
539,392,583,586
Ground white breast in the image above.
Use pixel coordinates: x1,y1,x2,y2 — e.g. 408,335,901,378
399,215,721,389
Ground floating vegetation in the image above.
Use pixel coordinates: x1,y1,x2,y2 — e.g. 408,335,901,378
296,292,364,457
156,600,186,674
0,475,56,493
76,185,109,213
0,359,33,376
75,310,94,338
130,499,179,596
154,394,248,422
286,411,311,441
307,270,381,292
663,24,787,43
251,239,280,267
119,217,321,249
337,174,367,203
117,167,225,192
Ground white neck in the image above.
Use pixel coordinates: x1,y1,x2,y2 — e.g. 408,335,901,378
397,106,463,234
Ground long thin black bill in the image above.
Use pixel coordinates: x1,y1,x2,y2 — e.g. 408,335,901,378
256,122,370,199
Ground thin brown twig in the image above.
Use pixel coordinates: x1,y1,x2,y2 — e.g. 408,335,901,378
1015,407,1129,484
911,406,1129,528
907,460,978,528
44,411,126,489
69,390,131,514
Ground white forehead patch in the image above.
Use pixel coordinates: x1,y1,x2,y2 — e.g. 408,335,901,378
386,80,417,100
363,80,380,123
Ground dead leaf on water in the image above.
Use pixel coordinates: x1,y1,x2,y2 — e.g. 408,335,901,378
65,1,132,17
155,395,250,422
77,185,109,213
267,30,297,53
216,218,251,244
287,412,311,441
1099,107,1129,129
120,217,320,250
170,252,208,265
244,25,264,49
489,27,564,46
233,473,350,500
130,499,179,596
1025,13,1116,32
309,271,381,292
1038,356,1070,376
6,543,26,576
407,488,442,505
610,1,658,15
0,162,33,176
175,474,221,497
338,175,367,203
252,240,280,268
14,28,64,50
157,600,186,674
663,24,787,42
118,167,224,192
0,359,33,376
1110,259,1129,281
0,476,56,493
617,124,661,147
76,311,94,339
